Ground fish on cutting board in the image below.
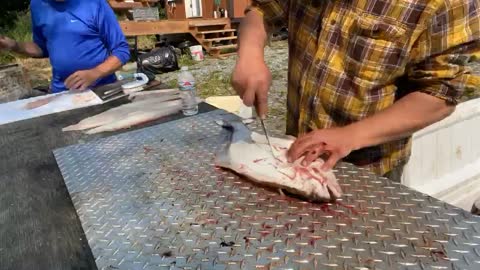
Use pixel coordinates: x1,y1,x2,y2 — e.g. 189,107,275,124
215,120,342,202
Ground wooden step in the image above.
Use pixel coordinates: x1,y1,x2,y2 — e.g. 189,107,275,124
198,29,237,35
189,20,229,27
203,36,237,42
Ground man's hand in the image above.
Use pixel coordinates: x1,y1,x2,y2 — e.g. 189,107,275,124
287,127,357,171
0,35,17,51
65,69,100,91
287,92,455,171
231,59,271,118
232,9,270,118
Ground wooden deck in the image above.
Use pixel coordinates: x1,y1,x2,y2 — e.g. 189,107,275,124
119,18,238,58
119,18,231,36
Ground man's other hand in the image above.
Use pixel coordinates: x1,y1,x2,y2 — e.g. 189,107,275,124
65,69,100,91
0,35,17,51
287,127,358,171
231,58,272,118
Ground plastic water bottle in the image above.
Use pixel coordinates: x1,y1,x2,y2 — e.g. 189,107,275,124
178,66,198,116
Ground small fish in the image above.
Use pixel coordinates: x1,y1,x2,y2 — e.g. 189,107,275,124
215,120,342,202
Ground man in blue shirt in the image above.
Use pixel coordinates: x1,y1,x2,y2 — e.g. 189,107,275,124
0,0,131,93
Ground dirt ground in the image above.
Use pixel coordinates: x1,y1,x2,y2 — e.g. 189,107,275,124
18,39,480,133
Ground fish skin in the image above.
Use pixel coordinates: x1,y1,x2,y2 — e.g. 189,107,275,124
215,120,342,202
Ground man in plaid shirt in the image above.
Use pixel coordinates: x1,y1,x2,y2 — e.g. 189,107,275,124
231,0,480,182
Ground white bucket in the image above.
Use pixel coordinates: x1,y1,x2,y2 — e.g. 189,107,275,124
189,45,204,61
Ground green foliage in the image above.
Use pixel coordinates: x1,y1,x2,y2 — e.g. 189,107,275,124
0,1,30,29
178,54,196,67
0,11,33,64
158,7,167,19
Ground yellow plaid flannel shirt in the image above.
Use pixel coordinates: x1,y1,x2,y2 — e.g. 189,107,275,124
247,0,480,176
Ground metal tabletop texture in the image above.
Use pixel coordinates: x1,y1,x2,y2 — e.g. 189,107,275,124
53,109,480,270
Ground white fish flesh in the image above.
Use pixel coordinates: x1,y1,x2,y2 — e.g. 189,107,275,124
84,103,183,134
128,88,180,102
215,120,342,202
62,96,183,133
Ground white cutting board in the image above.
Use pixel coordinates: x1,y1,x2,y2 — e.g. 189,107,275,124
0,90,103,125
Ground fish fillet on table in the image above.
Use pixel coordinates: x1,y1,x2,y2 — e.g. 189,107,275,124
128,88,180,102
215,120,342,202
83,104,183,134
62,94,184,133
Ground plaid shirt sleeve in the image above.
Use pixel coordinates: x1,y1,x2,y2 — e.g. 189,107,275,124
246,0,289,33
407,0,480,104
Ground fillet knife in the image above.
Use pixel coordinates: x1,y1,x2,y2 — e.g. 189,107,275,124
259,118,276,157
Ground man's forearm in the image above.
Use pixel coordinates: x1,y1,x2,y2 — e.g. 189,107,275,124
347,92,455,150
93,55,123,78
12,41,44,58
237,10,268,59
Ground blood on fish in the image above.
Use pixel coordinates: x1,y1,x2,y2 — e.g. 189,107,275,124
279,170,296,181
253,158,266,163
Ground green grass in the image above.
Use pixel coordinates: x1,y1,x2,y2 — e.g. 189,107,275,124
197,70,234,98
177,54,196,67
136,35,157,50
0,11,32,64
167,79,178,89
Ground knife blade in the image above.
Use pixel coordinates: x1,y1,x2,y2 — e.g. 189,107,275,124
259,118,276,157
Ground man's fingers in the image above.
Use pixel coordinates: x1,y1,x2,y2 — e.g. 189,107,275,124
231,76,245,97
255,82,269,119
321,152,340,171
72,79,85,90
287,134,313,162
65,73,79,88
301,144,325,166
79,82,89,91
70,78,83,90
242,80,256,108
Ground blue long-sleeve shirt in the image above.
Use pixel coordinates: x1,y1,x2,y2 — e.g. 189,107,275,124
30,0,131,93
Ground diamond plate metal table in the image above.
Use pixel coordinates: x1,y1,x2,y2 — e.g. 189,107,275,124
53,109,480,270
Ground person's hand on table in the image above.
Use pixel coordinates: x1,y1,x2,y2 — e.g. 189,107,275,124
65,69,100,91
0,35,17,51
231,57,272,118
287,127,358,171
